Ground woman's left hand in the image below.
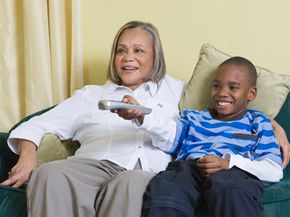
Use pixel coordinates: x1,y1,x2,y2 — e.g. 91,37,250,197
271,120,290,169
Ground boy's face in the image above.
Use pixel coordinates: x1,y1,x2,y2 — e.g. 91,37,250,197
211,64,257,120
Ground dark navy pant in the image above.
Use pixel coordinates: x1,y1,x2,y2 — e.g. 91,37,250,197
142,160,264,217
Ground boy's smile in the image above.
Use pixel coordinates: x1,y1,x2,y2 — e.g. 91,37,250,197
211,64,257,121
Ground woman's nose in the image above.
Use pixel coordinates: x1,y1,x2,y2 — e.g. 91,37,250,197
124,51,134,62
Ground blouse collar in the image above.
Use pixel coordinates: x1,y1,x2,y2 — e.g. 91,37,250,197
103,80,159,97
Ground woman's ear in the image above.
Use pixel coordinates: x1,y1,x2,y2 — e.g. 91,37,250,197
248,86,257,101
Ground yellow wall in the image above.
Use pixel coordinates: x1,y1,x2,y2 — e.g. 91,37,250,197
80,0,290,85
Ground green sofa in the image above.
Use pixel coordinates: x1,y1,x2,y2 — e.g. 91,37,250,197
0,93,290,217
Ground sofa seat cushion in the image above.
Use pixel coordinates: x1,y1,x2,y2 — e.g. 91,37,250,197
36,134,80,166
263,179,290,203
0,185,27,217
263,179,290,217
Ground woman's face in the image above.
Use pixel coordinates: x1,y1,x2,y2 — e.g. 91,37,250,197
114,28,154,90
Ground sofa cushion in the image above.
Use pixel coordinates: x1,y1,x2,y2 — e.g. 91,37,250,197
0,185,27,217
0,132,18,182
180,43,290,119
37,134,80,166
263,179,290,217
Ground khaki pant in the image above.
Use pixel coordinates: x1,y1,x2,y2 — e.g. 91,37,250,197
27,158,155,217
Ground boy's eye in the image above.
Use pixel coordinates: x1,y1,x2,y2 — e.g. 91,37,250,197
230,86,238,90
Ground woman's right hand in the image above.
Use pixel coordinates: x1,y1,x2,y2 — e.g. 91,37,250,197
113,95,145,124
0,140,37,188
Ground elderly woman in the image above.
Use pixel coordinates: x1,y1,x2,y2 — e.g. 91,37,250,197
2,21,185,217
2,20,289,217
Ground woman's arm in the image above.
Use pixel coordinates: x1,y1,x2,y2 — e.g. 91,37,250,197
115,95,178,153
8,87,86,154
271,119,290,169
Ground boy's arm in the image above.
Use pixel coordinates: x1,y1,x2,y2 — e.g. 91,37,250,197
226,154,283,182
225,111,283,182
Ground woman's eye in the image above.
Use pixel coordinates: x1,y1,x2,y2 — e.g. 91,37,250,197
116,48,125,54
213,84,219,88
134,48,144,53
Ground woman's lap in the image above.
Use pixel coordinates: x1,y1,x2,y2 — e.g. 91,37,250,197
27,158,126,217
95,169,155,217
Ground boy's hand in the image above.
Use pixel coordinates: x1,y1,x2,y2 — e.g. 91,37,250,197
112,95,144,124
197,155,229,176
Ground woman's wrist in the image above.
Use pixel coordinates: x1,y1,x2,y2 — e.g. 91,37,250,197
19,139,37,156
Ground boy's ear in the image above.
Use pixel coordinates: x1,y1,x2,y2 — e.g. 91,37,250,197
248,86,257,101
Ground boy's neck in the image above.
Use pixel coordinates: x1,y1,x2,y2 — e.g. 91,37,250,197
209,109,248,121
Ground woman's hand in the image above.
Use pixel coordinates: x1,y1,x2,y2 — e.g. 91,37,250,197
271,120,290,169
0,140,37,188
197,155,229,176
112,95,145,124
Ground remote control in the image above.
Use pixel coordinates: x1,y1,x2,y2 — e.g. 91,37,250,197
98,100,152,115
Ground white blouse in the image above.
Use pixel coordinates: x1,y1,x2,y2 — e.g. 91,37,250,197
8,75,186,173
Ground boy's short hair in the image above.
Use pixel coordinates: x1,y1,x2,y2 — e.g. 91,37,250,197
219,56,257,86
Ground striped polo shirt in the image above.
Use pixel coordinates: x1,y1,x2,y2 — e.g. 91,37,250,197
171,109,282,165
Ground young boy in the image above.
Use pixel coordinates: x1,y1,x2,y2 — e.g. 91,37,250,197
141,57,283,217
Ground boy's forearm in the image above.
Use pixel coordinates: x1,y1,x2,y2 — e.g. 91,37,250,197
226,153,283,182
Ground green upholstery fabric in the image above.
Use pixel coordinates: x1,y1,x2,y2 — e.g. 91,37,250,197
0,132,18,182
275,92,290,179
0,107,55,217
262,92,290,217
263,181,290,216
0,94,289,217
0,185,27,217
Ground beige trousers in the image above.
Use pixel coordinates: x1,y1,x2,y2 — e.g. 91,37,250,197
26,158,155,217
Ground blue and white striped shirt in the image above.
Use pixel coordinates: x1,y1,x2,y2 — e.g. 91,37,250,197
171,109,282,166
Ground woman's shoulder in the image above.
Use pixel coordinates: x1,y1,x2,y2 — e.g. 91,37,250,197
161,75,186,92
163,75,186,87
158,75,186,99
72,83,110,101
74,84,103,94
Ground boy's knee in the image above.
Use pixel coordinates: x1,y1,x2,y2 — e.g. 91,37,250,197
203,169,263,200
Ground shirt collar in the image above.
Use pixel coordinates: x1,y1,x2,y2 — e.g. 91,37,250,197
103,80,159,96
142,80,158,96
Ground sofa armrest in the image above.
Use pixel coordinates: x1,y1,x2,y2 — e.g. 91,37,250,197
0,132,18,182
275,92,290,179
283,165,290,180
